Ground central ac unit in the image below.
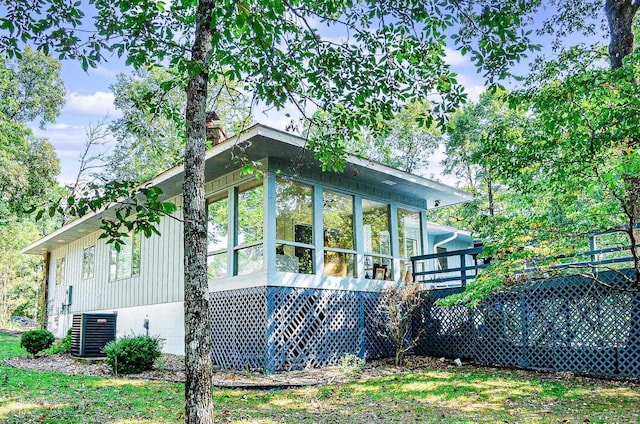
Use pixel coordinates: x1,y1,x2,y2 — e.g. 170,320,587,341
71,313,117,358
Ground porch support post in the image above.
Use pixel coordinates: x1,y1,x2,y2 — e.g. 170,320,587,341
227,186,236,276
389,204,400,282
264,172,277,281
354,195,364,278
313,185,324,276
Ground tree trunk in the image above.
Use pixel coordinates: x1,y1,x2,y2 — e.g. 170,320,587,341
605,0,638,69
40,252,50,329
487,174,494,217
183,1,214,423
605,0,640,366
604,0,640,286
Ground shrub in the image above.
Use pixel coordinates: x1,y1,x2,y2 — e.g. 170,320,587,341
46,328,72,354
340,353,365,376
379,283,427,366
102,335,162,374
20,329,55,355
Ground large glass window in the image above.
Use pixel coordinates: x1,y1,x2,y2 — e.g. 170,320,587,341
237,183,264,245
398,208,423,282
363,199,392,280
109,232,141,281
236,183,264,274
323,190,355,277
275,178,314,274
82,246,95,280
55,257,65,285
236,245,264,275
207,195,229,280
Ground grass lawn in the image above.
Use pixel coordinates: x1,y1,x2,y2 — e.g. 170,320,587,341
1,331,638,423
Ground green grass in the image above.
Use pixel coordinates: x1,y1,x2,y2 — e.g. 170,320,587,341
1,331,638,423
0,331,28,360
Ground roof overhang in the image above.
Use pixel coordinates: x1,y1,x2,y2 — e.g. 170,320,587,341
23,123,472,255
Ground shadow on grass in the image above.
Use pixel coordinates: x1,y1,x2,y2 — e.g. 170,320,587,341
1,354,638,423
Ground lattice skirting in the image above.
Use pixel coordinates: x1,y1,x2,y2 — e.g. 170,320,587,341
210,287,395,372
416,270,640,378
210,270,639,378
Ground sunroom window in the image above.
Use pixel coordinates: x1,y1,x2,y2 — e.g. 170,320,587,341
275,178,314,274
55,257,65,285
363,199,392,280
235,182,264,275
109,232,141,281
398,208,423,282
207,195,229,279
323,190,355,277
82,245,95,280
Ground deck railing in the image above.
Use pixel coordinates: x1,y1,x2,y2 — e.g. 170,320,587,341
410,246,489,289
411,240,640,289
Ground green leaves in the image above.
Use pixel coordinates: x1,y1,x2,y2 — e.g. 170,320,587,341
31,180,178,249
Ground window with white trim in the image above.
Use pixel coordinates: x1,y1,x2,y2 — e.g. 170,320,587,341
82,245,95,280
109,232,141,281
55,257,65,285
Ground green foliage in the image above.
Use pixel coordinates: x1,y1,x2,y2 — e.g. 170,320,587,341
436,35,640,306
0,219,42,322
105,66,252,182
45,328,72,355
34,181,178,250
309,101,441,174
20,329,54,355
0,47,65,127
0,49,62,219
102,335,162,374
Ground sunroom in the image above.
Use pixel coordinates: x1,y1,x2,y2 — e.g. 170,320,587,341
200,124,474,370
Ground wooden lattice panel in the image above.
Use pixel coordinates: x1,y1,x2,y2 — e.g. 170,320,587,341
208,269,639,378
266,287,364,371
427,271,640,378
210,287,268,370
414,290,477,359
362,291,395,359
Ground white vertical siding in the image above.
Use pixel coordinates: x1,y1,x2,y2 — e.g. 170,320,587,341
47,196,185,316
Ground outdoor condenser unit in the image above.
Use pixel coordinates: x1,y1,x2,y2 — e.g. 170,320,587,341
70,313,117,358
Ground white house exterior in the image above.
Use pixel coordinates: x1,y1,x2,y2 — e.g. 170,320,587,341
23,124,473,363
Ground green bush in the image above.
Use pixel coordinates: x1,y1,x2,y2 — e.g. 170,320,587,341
46,328,72,354
102,335,162,374
20,329,55,355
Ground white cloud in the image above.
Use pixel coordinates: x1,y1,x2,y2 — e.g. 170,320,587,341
456,74,485,103
444,47,469,67
31,122,115,184
63,91,122,118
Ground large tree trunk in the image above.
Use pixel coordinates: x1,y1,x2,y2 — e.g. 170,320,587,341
605,0,640,286
40,252,50,329
605,0,638,69
605,1,640,364
183,1,214,423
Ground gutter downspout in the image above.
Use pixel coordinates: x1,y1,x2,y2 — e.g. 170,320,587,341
433,232,459,253
433,232,459,271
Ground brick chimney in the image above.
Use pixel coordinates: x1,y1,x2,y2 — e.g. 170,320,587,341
205,111,227,145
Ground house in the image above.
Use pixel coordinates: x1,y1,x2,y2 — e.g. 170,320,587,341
23,123,473,369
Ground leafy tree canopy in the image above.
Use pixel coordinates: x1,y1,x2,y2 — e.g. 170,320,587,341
104,66,252,182
0,48,62,218
0,46,65,127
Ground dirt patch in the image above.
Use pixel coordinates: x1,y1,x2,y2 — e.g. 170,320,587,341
4,353,451,388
